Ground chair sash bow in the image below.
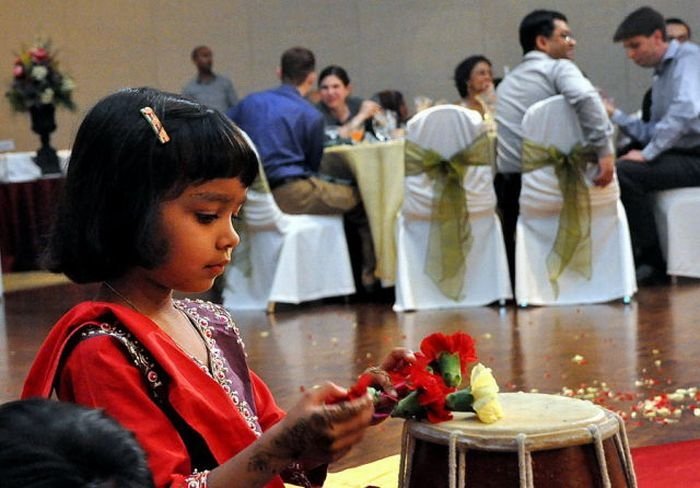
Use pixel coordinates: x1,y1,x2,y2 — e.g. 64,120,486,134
522,139,596,295
404,131,493,300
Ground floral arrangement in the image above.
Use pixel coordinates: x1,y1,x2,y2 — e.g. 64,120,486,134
6,39,76,112
342,332,504,424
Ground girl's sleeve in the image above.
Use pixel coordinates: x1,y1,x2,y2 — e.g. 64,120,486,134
249,370,327,487
249,369,285,431
57,335,208,488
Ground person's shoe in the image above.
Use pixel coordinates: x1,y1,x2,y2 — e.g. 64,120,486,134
635,264,669,286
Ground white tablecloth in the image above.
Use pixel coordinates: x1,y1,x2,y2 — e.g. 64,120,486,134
0,150,70,183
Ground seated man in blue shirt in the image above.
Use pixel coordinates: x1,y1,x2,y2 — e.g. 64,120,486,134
229,47,377,291
607,7,700,285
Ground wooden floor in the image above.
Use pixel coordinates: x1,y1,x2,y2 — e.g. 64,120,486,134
3,278,700,473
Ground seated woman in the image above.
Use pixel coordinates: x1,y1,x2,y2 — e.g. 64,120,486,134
453,55,495,119
372,90,409,126
316,65,381,139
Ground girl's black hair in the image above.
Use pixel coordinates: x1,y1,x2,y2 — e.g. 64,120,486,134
44,87,258,283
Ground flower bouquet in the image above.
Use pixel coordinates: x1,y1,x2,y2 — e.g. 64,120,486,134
341,332,504,424
6,39,75,112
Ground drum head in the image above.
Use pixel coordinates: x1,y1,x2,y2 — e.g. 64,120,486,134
408,392,617,451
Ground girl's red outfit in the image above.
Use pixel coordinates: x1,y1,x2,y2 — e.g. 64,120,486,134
22,299,324,487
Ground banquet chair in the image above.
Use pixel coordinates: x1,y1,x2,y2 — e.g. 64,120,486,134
515,95,637,306
654,188,700,280
222,163,355,313
393,105,512,311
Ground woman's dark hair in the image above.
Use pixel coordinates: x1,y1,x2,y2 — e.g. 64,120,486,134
318,65,351,87
453,55,492,98
44,87,259,283
372,90,408,124
0,399,154,487
519,9,568,54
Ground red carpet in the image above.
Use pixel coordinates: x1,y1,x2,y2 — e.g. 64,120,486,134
632,439,700,487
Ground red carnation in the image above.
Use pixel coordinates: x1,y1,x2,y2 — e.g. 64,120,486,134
413,368,455,423
419,332,477,387
29,47,49,62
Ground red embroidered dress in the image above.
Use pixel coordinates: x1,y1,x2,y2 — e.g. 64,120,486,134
22,299,323,488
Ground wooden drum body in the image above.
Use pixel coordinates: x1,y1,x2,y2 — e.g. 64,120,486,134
399,392,637,488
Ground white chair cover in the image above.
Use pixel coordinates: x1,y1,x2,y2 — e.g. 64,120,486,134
222,144,355,311
393,105,512,311
654,188,700,279
516,95,637,305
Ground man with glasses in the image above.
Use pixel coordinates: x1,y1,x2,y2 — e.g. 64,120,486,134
495,9,615,285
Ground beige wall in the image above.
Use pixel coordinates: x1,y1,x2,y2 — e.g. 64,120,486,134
1,0,698,152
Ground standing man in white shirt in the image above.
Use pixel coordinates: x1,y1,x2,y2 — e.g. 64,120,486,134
182,45,238,114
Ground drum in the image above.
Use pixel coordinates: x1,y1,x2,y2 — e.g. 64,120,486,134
399,392,637,488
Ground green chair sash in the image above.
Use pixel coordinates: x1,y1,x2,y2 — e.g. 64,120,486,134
521,139,597,295
249,161,271,194
404,131,494,300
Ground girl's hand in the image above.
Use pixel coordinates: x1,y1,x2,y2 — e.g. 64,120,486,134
366,347,416,395
276,382,374,466
380,347,416,373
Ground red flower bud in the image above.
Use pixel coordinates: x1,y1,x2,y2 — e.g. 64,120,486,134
30,47,49,62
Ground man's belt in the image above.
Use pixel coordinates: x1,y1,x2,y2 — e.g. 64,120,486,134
268,175,309,190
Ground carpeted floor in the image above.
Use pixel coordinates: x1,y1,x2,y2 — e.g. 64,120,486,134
632,439,700,487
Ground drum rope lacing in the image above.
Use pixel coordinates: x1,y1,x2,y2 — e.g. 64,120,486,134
516,432,533,487
399,410,639,488
614,412,639,487
399,421,412,487
588,423,612,488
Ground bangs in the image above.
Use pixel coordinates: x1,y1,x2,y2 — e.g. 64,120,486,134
157,107,259,199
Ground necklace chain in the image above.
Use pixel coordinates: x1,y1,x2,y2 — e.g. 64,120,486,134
103,282,211,369
103,282,141,312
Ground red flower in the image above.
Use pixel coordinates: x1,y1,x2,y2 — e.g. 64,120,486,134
346,372,374,400
419,332,477,387
29,47,49,62
420,332,477,369
12,64,24,78
412,367,455,423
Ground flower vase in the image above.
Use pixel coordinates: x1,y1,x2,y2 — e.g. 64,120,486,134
29,103,61,175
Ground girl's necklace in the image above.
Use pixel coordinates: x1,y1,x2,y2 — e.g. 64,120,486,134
103,281,211,370
103,281,140,312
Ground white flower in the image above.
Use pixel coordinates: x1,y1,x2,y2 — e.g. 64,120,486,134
40,88,55,104
31,65,48,81
470,363,504,424
61,77,76,92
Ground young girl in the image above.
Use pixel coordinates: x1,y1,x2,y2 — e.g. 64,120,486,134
22,88,411,488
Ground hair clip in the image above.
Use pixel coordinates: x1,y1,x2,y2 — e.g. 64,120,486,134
140,107,170,144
